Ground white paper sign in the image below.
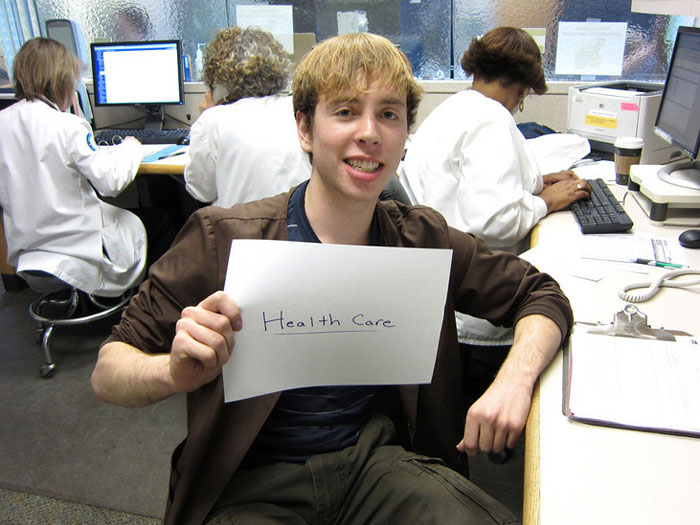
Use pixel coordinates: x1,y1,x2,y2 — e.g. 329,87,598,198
235,5,294,53
555,22,628,76
222,240,452,402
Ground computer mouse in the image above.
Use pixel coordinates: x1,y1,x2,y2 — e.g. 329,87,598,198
178,136,190,146
678,229,700,249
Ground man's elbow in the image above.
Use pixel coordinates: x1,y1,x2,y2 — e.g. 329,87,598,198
90,344,117,403
90,355,108,402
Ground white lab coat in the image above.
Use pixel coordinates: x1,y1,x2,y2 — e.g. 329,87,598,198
0,99,146,296
401,89,550,253
401,90,548,345
184,94,311,207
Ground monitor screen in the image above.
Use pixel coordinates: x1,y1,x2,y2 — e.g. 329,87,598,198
654,26,700,161
90,40,183,107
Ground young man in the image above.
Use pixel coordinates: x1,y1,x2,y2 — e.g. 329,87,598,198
92,33,572,524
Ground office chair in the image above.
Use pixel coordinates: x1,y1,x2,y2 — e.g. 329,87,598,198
22,269,136,378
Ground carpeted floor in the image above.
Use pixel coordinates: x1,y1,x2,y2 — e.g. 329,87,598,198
0,280,523,523
0,284,187,522
0,486,160,524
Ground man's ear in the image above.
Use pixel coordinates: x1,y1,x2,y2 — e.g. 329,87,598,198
296,110,313,153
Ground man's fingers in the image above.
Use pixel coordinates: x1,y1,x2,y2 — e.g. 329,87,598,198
461,410,481,456
491,428,508,453
181,304,236,347
176,313,234,365
197,291,242,331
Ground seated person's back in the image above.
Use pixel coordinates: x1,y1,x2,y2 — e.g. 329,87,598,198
186,93,311,207
184,27,311,207
0,37,146,296
401,26,590,255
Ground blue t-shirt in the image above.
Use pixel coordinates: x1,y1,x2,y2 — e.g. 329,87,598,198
242,181,378,466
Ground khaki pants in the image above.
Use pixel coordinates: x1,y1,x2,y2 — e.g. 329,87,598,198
208,414,519,525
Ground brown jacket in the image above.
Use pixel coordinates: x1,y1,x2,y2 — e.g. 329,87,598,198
108,188,573,524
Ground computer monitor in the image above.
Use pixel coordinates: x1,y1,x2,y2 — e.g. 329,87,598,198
90,40,184,129
654,26,700,191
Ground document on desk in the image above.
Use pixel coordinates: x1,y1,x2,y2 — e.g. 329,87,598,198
141,145,186,163
566,329,700,437
580,233,688,266
221,240,452,402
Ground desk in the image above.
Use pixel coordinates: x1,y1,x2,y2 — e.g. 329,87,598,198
523,161,700,524
136,146,201,231
138,145,188,175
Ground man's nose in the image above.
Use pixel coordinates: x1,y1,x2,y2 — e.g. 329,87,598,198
357,113,381,145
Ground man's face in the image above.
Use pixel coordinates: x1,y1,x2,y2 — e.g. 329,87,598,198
297,82,408,203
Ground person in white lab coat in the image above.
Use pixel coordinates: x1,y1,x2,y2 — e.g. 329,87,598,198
0,38,148,297
401,26,591,255
400,28,593,428
184,27,312,207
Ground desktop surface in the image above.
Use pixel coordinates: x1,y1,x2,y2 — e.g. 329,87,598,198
523,161,700,525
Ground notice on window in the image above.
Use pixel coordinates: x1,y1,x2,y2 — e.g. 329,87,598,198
524,28,547,54
631,0,700,16
221,240,452,402
555,22,627,76
235,5,294,54
337,10,368,35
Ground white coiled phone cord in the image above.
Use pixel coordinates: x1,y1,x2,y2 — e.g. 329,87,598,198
619,267,700,303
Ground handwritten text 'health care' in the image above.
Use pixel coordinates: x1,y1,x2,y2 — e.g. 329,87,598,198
262,310,396,334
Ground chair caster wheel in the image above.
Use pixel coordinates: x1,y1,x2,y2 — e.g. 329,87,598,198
40,363,55,378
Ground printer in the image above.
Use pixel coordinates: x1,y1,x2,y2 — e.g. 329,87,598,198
567,82,675,164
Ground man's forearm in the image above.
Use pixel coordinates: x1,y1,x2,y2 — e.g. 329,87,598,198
91,341,176,407
495,313,563,390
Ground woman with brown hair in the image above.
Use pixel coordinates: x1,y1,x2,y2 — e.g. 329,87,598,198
0,38,167,296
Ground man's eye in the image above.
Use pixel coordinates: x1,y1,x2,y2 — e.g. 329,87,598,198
383,110,398,120
336,108,353,117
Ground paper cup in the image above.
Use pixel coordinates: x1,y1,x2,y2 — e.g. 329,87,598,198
614,137,644,185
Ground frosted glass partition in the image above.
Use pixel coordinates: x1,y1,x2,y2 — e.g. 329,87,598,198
453,0,695,82
33,0,696,82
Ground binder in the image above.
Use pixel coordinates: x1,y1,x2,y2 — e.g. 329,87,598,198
563,304,700,438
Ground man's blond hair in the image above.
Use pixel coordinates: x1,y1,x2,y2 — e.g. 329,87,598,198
292,33,422,132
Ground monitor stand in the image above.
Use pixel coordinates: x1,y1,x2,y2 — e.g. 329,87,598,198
628,163,700,222
138,104,164,130
657,158,700,191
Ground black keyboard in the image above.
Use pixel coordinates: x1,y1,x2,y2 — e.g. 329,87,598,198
94,128,189,145
570,178,633,234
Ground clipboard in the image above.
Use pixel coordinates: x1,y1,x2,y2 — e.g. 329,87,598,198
563,305,700,438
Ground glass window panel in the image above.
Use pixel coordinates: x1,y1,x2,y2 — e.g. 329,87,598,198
453,0,696,82
30,0,699,82
225,0,451,80
34,0,229,78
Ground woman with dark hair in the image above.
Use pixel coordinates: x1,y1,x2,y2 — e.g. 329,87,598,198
401,27,591,349
401,27,590,255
